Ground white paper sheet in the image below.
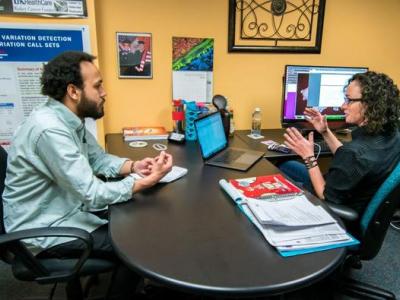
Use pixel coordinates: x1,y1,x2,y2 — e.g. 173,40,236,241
132,166,187,183
246,195,336,226
172,71,212,102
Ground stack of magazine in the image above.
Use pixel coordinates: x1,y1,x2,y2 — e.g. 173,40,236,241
219,174,359,257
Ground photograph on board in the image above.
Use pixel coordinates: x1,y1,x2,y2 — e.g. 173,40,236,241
116,32,152,78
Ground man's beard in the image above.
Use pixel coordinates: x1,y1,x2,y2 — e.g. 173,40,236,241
77,93,104,120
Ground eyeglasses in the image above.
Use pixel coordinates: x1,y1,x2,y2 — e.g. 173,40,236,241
343,96,363,105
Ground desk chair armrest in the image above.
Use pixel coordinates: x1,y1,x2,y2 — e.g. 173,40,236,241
0,227,92,245
326,202,359,222
0,227,93,284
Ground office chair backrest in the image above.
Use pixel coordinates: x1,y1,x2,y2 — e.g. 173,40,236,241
359,161,400,260
0,145,7,235
0,146,14,264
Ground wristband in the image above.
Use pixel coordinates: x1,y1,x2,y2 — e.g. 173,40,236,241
304,155,316,162
304,156,318,169
305,161,318,169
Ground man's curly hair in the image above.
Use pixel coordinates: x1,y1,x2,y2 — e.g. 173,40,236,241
41,51,96,101
346,71,400,134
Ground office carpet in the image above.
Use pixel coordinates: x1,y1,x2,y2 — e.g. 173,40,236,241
0,228,399,299
348,225,400,296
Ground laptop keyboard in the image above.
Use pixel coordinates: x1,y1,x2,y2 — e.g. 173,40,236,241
214,149,244,163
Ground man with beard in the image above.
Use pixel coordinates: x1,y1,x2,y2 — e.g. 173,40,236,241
2,51,173,298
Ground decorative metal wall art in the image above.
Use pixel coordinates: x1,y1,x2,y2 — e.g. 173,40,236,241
228,0,326,53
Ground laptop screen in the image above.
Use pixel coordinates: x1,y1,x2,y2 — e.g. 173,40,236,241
195,112,227,159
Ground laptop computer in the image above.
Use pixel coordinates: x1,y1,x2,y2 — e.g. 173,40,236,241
194,112,264,171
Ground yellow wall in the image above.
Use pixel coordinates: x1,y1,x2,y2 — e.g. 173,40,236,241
95,0,400,134
2,0,400,138
0,0,106,145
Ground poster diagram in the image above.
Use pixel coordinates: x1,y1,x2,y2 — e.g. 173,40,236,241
0,23,93,148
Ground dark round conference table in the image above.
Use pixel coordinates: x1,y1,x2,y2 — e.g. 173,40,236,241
106,134,346,298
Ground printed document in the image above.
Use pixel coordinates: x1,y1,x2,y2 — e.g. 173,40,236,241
246,195,336,226
241,205,349,250
132,166,187,183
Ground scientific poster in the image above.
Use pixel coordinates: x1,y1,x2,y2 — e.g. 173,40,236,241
0,23,92,148
172,37,213,103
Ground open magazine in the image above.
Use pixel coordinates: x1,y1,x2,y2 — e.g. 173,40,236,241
228,174,303,200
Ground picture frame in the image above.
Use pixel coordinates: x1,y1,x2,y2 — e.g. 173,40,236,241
228,0,326,53
116,32,152,78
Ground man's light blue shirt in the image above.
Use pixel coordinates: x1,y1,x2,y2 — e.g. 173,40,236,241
3,99,135,254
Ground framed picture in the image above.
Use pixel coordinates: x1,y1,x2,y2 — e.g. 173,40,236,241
116,32,152,78
228,0,326,53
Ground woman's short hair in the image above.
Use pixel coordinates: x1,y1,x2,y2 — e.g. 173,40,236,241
41,51,96,101
347,71,400,134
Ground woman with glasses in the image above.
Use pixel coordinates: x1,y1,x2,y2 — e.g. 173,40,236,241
279,71,400,215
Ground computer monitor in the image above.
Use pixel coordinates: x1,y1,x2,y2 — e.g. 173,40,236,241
281,65,368,131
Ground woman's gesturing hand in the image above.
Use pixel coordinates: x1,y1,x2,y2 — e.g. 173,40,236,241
283,127,315,159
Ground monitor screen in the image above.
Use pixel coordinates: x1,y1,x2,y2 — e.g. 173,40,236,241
281,65,368,129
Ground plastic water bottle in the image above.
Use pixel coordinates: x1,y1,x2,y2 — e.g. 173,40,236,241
251,107,262,136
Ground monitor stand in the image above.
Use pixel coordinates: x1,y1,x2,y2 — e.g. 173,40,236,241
335,128,353,135
299,128,324,141
300,127,353,142
282,121,349,141
281,122,324,141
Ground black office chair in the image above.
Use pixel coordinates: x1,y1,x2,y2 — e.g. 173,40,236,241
0,146,115,300
390,209,400,231
212,94,230,138
326,161,400,299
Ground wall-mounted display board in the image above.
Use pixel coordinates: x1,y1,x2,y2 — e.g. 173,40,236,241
0,23,94,148
0,0,87,18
